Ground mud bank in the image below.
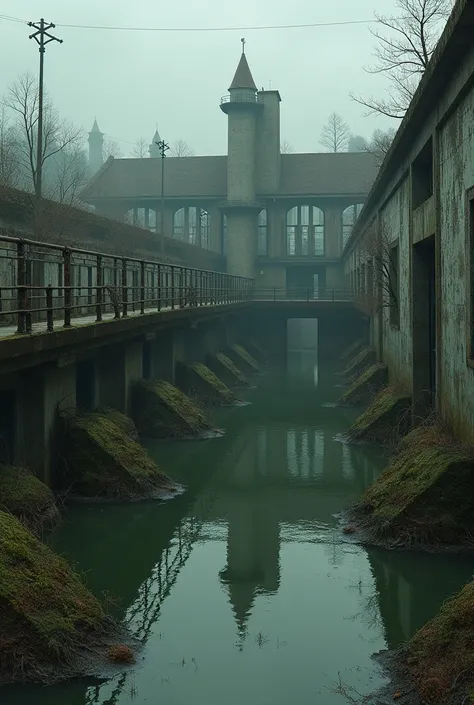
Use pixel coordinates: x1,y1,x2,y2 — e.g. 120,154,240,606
0,465,59,534
176,362,237,405
132,379,215,439
0,511,132,685
347,423,474,549
345,386,411,444
57,409,179,500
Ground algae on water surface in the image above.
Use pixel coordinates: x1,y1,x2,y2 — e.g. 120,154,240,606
58,410,177,499
132,379,212,438
353,424,474,547
0,511,114,683
0,465,59,534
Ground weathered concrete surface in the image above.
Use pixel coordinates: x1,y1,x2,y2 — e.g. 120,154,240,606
338,363,388,406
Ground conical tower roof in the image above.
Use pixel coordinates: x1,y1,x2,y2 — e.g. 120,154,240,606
89,118,102,135
228,51,257,92
151,128,161,143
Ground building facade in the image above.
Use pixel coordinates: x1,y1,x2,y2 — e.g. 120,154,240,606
343,0,474,441
82,49,377,290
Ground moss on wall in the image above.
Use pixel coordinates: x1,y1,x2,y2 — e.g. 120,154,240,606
397,579,474,704
132,380,212,439
338,364,388,407
228,344,261,373
351,424,474,547
178,362,236,405
0,466,59,535
0,511,127,683
210,353,250,387
346,387,411,444
342,346,376,377
57,410,178,500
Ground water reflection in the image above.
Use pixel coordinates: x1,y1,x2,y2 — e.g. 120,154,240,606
5,354,474,705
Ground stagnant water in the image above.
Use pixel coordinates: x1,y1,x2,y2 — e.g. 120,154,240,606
5,352,474,705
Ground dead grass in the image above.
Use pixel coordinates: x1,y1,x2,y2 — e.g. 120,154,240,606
399,578,474,704
352,420,474,548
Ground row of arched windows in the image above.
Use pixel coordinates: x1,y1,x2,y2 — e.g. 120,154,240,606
128,203,364,254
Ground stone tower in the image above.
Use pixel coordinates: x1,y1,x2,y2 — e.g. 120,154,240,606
220,41,262,278
88,119,104,175
149,128,161,158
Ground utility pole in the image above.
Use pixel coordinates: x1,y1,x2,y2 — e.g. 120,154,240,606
28,18,62,199
156,138,170,257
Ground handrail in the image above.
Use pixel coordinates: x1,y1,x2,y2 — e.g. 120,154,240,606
0,235,253,335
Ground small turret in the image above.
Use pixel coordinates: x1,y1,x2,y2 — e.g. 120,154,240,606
88,118,104,175
149,128,162,158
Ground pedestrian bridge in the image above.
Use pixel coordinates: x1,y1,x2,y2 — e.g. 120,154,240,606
0,233,357,367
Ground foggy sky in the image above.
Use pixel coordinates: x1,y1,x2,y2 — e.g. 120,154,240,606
0,0,401,157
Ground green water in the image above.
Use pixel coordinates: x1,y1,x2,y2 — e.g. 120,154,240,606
4,352,474,705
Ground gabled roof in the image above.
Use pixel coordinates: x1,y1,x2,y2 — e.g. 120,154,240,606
229,52,257,91
81,152,378,202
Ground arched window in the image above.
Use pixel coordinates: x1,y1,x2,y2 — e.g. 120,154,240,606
286,206,325,256
258,209,267,255
173,206,210,246
173,207,185,239
342,203,364,249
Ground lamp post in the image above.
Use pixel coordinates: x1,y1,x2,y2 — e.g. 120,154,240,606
156,139,170,257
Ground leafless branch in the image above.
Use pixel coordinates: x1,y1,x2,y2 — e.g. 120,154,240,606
353,0,453,118
170,139,195,158
319,112,351,152
131,137,148,158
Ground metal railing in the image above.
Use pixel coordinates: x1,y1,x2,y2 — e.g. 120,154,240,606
253,287,356,302
0,235,253,335
220,92,261,105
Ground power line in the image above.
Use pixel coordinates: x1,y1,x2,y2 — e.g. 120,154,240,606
0,14,382,33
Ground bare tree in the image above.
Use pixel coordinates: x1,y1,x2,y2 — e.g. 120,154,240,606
47,146,88,205
358,223,398,317
280,140,293,154
352,0,453,118
0,107,20,187
132,137,148,158
4,73,84,197
319,113,351,152
103,136,123,159
170,139,195,157
364,127,397,167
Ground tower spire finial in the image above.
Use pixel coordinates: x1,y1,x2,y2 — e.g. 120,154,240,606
241,37,246,54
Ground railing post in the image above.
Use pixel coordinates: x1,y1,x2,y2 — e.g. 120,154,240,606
122,257,128,317
171,267,175,309
63,248,72,328
96,254,103,322
17,240,27,334
140,260,145,314
46,285,53,332
157,264,161,311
